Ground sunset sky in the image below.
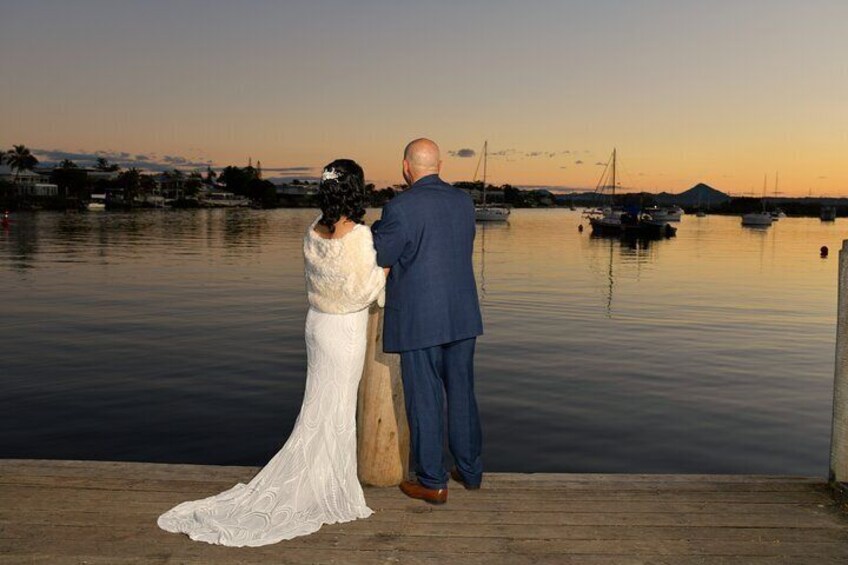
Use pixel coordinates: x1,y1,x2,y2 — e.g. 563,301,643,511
1,0,846,195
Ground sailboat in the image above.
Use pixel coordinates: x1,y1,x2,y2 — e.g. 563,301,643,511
474,141,510,222
585,149,676,238
741,174,774,227
770,172,786,220
585,148,625,234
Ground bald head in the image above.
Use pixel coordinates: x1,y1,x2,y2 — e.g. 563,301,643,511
402,138,441,186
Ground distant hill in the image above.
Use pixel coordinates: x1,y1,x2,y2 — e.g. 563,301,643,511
655,183,731,206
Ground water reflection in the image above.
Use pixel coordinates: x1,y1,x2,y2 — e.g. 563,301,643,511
475,221,511,302
0,209,842,475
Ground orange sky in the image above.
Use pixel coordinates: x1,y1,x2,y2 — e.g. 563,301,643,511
1,1,846,195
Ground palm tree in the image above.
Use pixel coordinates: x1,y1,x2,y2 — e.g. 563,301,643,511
204,166,217,185
4,145,39,181
59,159,78,169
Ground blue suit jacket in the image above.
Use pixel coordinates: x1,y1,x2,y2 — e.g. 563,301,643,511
372,175,483,353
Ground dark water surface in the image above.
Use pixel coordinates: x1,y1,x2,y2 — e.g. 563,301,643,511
1,209,844,475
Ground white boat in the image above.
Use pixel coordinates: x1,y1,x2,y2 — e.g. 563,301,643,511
588,206,625,234
742,211,773,226
88,193,106,211
201,191,250,208
742,175,774,227
473,141,510,222
643,206,683,222
475,206,510,221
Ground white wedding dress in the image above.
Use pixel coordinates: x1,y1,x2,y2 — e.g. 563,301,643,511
157,216,386,547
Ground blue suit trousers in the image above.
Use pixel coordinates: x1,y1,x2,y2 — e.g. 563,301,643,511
400,337,483,489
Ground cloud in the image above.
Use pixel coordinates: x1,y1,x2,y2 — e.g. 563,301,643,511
266,175,322,184
449,148,476,158
33,148,214,171
263,166,314,173
819,175,828,179
575,160,584,165
594,161,605,166
162,155,190,165
559,166,568,169
30,148,327,181
526,151,543,157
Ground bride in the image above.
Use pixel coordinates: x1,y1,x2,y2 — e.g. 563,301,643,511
157,159,387,547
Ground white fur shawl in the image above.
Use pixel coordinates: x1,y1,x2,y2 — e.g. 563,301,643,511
303,216,386,314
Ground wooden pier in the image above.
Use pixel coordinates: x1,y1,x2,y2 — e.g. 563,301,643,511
2,458,847,564
4,242,848,563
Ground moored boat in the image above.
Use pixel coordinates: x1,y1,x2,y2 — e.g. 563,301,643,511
742,175,774,227
643,205,683,222
585,149,675,239
473,141,510,222
821,206,837,221
87,193,107,211
742,211,773,227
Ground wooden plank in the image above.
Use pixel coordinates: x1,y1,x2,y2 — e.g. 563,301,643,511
2,483,841,515
0,472,831,494
5,554,841,565
0,459,824,484
2,460,847,564
3,524,848,559
3,513,848,543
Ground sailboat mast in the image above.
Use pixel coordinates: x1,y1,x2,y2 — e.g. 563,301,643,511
611,148,616,199
482,140,488,206
762,173,767,212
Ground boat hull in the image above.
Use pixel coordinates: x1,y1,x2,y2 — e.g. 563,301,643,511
741,213,773,226
475,206,510,222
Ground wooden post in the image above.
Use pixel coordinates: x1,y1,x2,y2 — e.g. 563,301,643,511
831,240,848,484
357,304,409,487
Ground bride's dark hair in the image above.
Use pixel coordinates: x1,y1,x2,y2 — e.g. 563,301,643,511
317,159,367,233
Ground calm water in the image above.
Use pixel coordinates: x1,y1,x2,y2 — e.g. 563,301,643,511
1,209,844,475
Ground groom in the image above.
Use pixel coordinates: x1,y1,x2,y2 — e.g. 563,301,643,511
371,138,484,504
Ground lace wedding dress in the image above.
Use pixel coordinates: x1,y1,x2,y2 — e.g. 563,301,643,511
157,216,386,547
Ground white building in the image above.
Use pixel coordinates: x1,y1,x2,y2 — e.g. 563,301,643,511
0,165,59,197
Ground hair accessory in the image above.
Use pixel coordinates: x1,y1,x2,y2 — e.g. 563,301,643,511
321,168,341,182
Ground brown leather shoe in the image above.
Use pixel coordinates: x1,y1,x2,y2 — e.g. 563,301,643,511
450,467,481,490
399,480,447,504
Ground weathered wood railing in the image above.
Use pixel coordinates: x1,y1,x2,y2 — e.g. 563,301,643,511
356,305,409,486
831,239,848,489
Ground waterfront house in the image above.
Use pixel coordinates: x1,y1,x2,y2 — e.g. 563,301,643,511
0,165,59,197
